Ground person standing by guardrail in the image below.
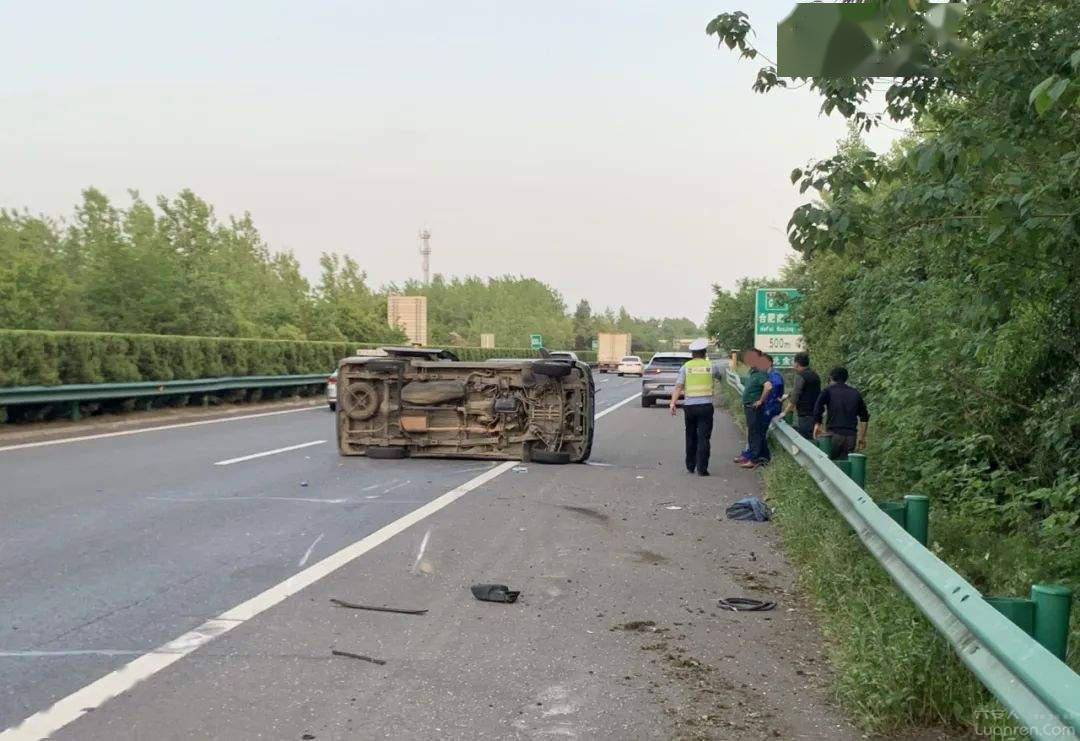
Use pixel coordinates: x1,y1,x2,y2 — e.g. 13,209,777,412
738,350,773,470
812,366,870,460
733,348,760,465
762,353,784,429
784,352,821,440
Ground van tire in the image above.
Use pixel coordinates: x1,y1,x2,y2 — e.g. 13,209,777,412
530,449,571,465
530,360,573,378
367,446,408,460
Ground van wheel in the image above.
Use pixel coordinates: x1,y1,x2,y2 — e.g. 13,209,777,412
530,449,571,465
344,381,380,421
531,360,572,378
641,397,653,408
367,447,408,460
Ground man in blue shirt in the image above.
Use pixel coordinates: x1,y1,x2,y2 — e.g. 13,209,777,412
764,353,785,422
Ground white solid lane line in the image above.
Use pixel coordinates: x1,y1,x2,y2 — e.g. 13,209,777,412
595,391,641,419
0,390,644,741
214,440,325,466
0,406,321,454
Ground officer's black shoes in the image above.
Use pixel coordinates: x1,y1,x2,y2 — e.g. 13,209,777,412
697,470,710,477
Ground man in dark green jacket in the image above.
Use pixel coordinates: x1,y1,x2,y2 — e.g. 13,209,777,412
734,348,771,467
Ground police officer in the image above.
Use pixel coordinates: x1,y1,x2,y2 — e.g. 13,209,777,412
670,339,722,476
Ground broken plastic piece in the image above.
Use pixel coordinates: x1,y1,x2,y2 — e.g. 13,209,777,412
471,583,520,603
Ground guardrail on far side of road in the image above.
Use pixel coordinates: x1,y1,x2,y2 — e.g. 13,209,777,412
0,374,328,421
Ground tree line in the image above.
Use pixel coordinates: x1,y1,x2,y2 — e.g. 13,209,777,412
0,188,698,350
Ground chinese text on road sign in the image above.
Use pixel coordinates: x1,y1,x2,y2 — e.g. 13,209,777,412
754,288,805,369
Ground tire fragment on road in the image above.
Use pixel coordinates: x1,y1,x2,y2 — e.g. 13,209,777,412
329,598,428,615
331,649,387,665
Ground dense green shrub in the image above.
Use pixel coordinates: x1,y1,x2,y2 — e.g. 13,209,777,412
707,0,1079,631
0,329,598,387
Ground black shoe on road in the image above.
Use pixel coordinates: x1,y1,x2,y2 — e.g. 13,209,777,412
697,470,710,477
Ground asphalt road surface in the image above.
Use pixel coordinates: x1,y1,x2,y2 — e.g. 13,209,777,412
0,370,868,740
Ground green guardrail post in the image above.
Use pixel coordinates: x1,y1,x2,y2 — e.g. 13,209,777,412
903,495,930,546
69,401,81,421
1031,584,1073,661
816,433,833,457
835,459,852,478
879,500,906,527
847,452,867,488
986,597,1037,637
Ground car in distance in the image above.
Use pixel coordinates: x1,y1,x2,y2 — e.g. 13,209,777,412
640,352,692,407
327,370,338,411
548,351,579,362
617,355,644,376
336,347,594,463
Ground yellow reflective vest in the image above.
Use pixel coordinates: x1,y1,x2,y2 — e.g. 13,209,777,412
682,358,714,398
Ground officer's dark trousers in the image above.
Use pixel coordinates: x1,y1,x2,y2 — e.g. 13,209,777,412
683,403,714,474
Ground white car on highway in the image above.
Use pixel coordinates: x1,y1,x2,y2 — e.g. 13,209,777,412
617,355,644,376
327,370,338,411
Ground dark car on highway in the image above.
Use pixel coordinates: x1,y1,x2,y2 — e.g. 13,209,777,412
640,352,692,407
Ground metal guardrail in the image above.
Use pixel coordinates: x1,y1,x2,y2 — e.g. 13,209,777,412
0,374,328,407
725,369,1079,737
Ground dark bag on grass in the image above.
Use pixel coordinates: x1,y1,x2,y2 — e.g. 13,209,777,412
726,497,771,522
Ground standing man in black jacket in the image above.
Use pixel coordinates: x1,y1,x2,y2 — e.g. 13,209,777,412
784,352,821,440
812,366,870,460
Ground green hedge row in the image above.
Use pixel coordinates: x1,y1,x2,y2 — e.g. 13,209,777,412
0,330,599,387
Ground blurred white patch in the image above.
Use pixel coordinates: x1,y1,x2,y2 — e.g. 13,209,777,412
411,528,432,575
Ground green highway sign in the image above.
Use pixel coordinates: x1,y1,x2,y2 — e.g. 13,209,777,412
754,288,805,368
530,334,543,350
591,339,599,351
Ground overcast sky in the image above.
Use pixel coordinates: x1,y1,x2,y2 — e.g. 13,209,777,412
1,1,897,324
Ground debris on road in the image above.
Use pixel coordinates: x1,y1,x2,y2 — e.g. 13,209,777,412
725,497,771,522
470,583,520,603
329,598,428,615
611,620,661,633
300,481,309,488
410,527,433,575
331,649,387,665
512,466,528,473
716,597,776,612
664,505,683,511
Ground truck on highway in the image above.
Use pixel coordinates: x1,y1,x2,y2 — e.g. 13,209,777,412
596,333,632,373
